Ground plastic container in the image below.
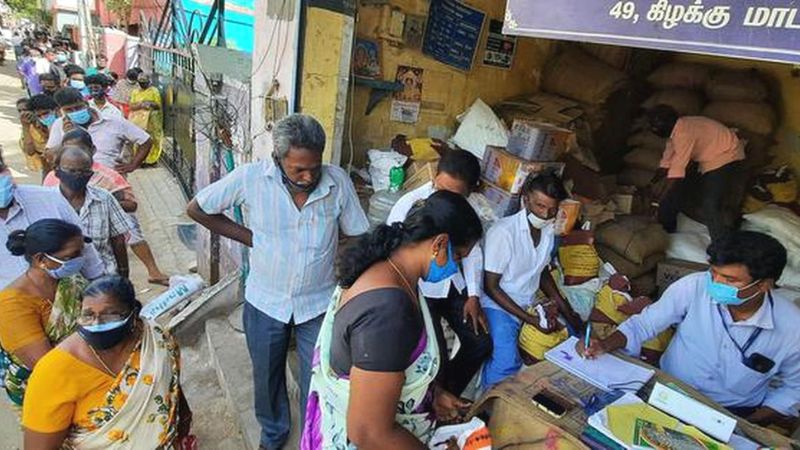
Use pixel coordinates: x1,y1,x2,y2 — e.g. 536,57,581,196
368,189,404,229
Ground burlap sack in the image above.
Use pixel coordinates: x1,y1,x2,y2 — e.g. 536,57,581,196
627,130,667,150
542,48,627,106
647,62,712,89
705,69,769,102
623,147,664,172
703,101,777,136
617,167,657,188
579,42,630,70
596,244,665,279
596,216,669,264
642,89,705,116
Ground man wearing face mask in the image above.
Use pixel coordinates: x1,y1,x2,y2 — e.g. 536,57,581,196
0,149,105,290
187,114,369,450
87,74,122,119
22,94,58,177
53,145,132,277
580,231,800,428
47,88,153,174
481,172,581,388
65,64,90,98
45,49,66,83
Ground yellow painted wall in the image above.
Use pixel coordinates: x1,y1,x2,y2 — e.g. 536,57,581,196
300,7,352,163
346,0,555,166
675,53,800,178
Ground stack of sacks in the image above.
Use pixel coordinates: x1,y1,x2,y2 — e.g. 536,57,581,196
539,46,632,172
702,69,777,171
595,216,669,296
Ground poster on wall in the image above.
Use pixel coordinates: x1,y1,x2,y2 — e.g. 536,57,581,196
422,0,486,71
404,14,426,49
352,38,382,79
483,19,516,69
390,65,424,123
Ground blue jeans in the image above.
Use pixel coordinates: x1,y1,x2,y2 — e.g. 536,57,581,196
243,302,323,449
481,307,523,389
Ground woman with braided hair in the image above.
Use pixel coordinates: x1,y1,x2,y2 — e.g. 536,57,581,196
301,190,483,449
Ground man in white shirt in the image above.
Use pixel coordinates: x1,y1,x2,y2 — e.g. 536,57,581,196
187,114,369,450
0,150,105,289
386,150,491,395
47,88,151,174
581,231,800,427
481,172,580,388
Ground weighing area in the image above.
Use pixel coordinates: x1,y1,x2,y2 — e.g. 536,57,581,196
340,0,800,448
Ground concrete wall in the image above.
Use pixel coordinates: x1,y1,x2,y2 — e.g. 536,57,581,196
345,0,555,166
250,0,301,161
674,54,800,179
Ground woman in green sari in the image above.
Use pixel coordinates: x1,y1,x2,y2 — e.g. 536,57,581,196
0,219,88,407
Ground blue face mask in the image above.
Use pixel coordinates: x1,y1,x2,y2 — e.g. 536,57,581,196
424,242,460,283
44,253,85,279
67,107,91,125
70,79,86,90
0,174,14,208
38,112,56,127
706,271,761,306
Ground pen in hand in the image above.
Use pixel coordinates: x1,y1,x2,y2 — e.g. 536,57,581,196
583,323,592,359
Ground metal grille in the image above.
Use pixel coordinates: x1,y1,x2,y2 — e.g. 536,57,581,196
139,43,200,197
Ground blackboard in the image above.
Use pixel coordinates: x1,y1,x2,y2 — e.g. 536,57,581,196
422,0,486,71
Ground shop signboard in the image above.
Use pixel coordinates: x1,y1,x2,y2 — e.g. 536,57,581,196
503,0,800,64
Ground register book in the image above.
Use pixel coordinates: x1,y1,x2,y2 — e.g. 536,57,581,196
544,337,655,392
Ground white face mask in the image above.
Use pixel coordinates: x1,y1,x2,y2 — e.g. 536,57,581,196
527,211,554,229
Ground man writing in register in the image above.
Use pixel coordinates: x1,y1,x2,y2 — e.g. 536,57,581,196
580,231,800,428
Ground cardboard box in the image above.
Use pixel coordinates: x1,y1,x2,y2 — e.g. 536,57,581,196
481,146,565,195
481,179,521,218
657,258,709,294
403,160,437,192
507,120,575,161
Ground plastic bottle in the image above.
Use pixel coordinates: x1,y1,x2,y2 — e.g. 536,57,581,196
367,165,405,229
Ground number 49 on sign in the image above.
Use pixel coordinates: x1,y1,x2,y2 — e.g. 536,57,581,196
610,1,640,23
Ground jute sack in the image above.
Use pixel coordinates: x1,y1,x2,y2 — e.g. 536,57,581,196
703,101,777,136
542,48,627,106
623,147,663,172
596,216,669,264
642,89,705,116
705,69,769,102
647,62,712,89
627,129,667,150
596,244,664,279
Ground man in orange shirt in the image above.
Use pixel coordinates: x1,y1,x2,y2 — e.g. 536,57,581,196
648,105,746,241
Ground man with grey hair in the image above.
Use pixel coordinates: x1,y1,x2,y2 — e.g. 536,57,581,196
187,114,368,450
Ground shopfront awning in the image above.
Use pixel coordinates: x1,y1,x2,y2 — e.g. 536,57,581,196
503,0,800,65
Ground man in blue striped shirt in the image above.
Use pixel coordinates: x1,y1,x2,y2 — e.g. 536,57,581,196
188,114,369,450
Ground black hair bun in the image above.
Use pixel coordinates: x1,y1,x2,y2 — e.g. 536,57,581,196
6,230,26,256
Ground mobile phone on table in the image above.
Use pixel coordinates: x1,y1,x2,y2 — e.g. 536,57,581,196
531,391,567,419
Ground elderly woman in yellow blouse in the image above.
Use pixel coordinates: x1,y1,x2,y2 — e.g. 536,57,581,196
22,275,192,449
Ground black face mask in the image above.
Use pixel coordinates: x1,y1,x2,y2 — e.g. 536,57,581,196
273,156,320,194
138,81,151,89
56,168,93,192
78,313,135,350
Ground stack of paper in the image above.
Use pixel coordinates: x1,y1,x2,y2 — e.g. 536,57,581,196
544,337,655,392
